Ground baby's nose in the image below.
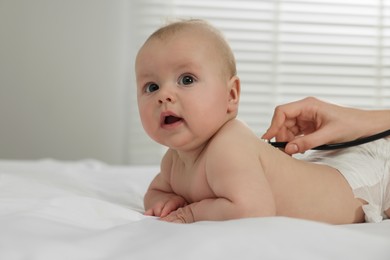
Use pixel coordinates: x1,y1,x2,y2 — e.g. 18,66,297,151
158,87,175,104
159,97,173,104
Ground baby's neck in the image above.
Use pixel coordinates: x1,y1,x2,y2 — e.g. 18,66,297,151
174,141,209,167
173,117,236,166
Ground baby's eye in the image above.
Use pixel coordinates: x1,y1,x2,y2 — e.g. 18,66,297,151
178,75,195,86
145,83,159,93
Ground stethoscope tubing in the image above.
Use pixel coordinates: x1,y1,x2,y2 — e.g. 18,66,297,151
268,129,390,151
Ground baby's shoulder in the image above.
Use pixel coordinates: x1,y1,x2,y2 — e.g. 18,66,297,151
207,119,260,154
203,119,268,173
214,119,257,141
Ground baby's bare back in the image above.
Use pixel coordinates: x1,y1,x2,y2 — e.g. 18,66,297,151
258,140,365,224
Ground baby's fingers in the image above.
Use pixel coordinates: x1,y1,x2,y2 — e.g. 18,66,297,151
160,199,183,217
160,213,177,222
144,208,154,216
144,202,165,217
160,207,193,223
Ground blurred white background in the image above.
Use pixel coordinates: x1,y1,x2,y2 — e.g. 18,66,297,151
0,0,389,165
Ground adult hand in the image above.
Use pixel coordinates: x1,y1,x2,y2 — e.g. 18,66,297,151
262,97,367,154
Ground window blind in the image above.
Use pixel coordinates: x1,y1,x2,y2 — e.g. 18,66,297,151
127,0,390,165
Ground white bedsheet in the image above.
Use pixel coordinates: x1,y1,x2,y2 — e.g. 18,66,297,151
0,159,389,260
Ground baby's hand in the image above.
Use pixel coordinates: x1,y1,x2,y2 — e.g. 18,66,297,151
144,195,187,218
160,206,195,223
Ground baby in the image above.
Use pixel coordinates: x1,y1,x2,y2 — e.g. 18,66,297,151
135,19,390,224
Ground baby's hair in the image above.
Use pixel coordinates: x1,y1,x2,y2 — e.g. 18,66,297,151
144,19,237,77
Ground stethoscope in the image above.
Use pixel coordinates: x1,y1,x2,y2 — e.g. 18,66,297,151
266,129,390,151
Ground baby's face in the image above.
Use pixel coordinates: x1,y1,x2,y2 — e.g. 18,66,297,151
135,27,233,150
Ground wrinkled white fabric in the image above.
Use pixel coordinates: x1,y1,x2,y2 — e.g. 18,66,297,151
303,137,390,223
0,159,389,260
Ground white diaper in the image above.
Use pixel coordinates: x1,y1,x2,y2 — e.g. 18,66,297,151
302,137,390,223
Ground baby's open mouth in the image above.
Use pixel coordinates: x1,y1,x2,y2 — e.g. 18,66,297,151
164,115,182,125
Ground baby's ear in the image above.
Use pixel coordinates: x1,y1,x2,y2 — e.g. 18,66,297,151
227,76,240,113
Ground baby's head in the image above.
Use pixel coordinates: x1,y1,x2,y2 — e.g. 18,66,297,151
135,19,240,149
138,19,237,79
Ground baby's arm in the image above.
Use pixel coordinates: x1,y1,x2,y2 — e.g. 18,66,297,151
144,150,187,218
162,120,277,223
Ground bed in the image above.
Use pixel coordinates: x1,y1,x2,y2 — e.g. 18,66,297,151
0,159,389,259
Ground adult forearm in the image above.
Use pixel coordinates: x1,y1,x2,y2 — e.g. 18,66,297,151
359,109,390,137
